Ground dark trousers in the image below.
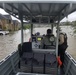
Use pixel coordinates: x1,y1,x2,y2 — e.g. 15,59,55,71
58,49,65,63
58,45,66,64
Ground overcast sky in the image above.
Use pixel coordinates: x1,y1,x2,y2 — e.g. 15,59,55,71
61,11,76,22
0,8,20,21
0,8,76,22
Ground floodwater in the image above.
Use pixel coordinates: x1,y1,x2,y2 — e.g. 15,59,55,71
0,30,30,60
0,26,76,61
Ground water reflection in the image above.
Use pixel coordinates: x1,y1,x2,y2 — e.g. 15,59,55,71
0,26,76,60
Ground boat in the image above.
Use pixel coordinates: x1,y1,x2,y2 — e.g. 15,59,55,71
0,0,76,75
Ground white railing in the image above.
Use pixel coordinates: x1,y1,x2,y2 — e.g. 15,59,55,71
64,51,76,75
0,50,19,75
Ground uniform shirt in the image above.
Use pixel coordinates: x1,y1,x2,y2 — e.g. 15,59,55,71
59,33,64,45
40,35,56,48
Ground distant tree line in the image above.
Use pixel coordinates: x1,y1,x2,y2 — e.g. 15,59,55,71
72,21,76,33
65,21,72,25
23,24,31,30
60,21,76,33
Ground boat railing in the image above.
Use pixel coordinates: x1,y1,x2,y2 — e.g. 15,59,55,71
64,51,76,75
0,49,76,75
0,50,20,75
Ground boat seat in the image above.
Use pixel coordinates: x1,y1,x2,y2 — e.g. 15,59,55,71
22,42,32,52
34,53,44,63
22,52,33,60
33,53,44,73
45,53,57,74
22,52,33,66
18,42,32,57
45,53,56,64
21,52,33,73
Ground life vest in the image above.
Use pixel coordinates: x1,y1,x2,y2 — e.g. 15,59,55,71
43,34,56,49
59,32,68,50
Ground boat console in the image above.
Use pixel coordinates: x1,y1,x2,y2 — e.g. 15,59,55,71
32,35,56,49
32,36,43,49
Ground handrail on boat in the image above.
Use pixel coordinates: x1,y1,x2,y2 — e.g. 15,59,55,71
65,51,76,65
0,50,20,75
0,50,18,65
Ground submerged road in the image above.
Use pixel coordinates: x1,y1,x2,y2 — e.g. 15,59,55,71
0,26,76,61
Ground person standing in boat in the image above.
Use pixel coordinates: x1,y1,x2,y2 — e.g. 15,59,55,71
58,31,68,67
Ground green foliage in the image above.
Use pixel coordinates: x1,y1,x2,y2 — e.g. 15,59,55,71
23,24,31,30
65,21,71,25
72,21,76,26
71,21,76,34
74,29,76,33
3,27,6,30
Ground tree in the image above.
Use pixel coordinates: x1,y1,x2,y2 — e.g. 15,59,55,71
65,21,71,25
23,24,31,30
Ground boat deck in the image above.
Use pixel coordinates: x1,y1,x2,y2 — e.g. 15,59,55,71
17,52,64,75
16,70,64,75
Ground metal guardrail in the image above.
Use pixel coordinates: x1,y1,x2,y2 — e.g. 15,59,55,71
0,50,76,75
0,50,19,75
64,51,76,75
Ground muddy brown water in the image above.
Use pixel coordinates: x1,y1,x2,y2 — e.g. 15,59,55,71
0,26,76,61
